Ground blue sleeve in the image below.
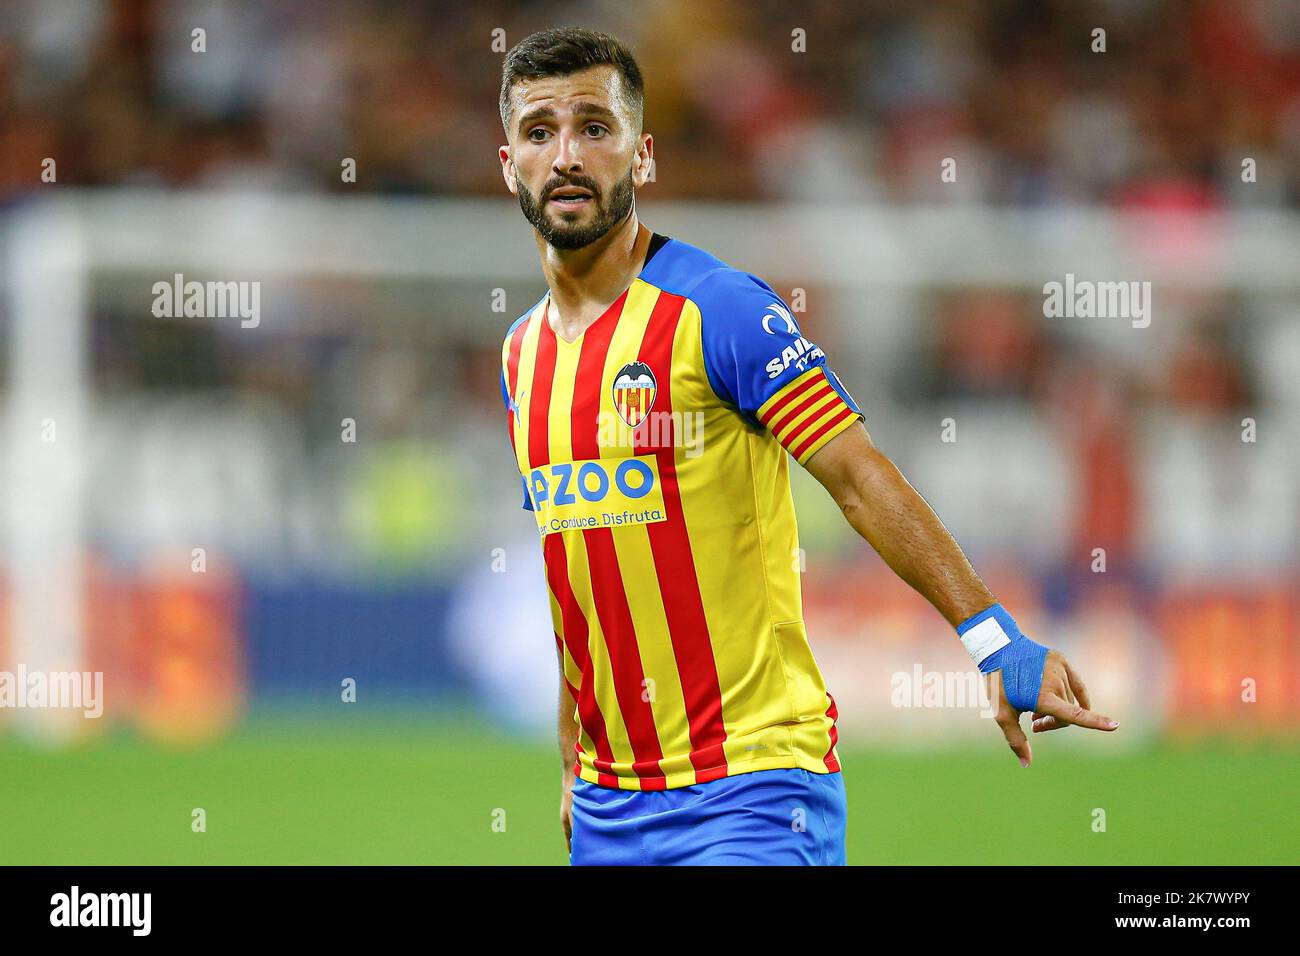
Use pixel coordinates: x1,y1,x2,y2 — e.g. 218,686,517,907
694,270,862,464
501,363,534,511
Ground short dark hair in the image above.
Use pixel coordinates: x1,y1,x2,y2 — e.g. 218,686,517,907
499,28,644,135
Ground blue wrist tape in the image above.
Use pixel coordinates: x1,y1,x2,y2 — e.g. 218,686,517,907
956,603,1049,713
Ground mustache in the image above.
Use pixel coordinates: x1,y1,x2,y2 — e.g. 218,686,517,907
543,176,601,200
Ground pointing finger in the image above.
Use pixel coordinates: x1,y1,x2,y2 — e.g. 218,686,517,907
1039,694,1119,732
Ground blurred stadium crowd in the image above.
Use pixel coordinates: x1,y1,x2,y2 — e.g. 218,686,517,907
3,0,1300,205
0,1,1297,742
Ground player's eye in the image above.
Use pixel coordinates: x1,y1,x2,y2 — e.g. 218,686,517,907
527,127,551,142
585,124,608,137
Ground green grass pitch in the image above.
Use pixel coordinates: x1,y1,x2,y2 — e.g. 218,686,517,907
1,713,1295,865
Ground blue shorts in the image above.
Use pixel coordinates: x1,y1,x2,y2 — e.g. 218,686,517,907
569,767,847,866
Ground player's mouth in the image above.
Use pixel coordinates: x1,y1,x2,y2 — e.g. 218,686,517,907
547,187,594,208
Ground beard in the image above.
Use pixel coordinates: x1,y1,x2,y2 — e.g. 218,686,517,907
517,164,636,250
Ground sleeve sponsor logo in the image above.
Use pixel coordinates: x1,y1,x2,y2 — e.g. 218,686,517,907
761,302,798,335
765,336,825,379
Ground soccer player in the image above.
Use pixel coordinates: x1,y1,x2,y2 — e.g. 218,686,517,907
496,28,1118,866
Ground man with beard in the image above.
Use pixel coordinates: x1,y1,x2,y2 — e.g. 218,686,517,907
496,27,1118,866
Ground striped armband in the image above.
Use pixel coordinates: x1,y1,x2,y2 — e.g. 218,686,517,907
757,368,862,466
956,603,1049,713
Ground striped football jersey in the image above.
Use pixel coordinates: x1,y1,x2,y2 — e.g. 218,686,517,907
500,232,863,790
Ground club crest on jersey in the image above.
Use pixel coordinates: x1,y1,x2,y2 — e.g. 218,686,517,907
611,361,657,428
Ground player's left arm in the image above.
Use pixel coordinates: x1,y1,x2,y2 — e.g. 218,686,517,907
803,421,1120,765
693,268,1117,764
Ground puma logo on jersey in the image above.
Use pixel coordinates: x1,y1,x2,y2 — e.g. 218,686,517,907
507,388,526,426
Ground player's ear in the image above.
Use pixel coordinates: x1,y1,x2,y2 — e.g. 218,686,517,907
632,134,653,188
499,145,517,195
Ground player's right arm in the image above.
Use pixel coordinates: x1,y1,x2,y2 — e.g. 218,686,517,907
503,339,577,846
557,646,578,852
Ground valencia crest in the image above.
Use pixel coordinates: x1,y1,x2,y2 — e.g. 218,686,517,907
611,361,657,428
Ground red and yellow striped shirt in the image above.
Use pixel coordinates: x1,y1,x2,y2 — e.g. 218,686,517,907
501,233,863,790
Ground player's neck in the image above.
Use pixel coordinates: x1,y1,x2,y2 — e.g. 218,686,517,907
539,213,651,342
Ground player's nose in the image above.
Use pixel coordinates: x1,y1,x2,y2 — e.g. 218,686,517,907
552,129,583,174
